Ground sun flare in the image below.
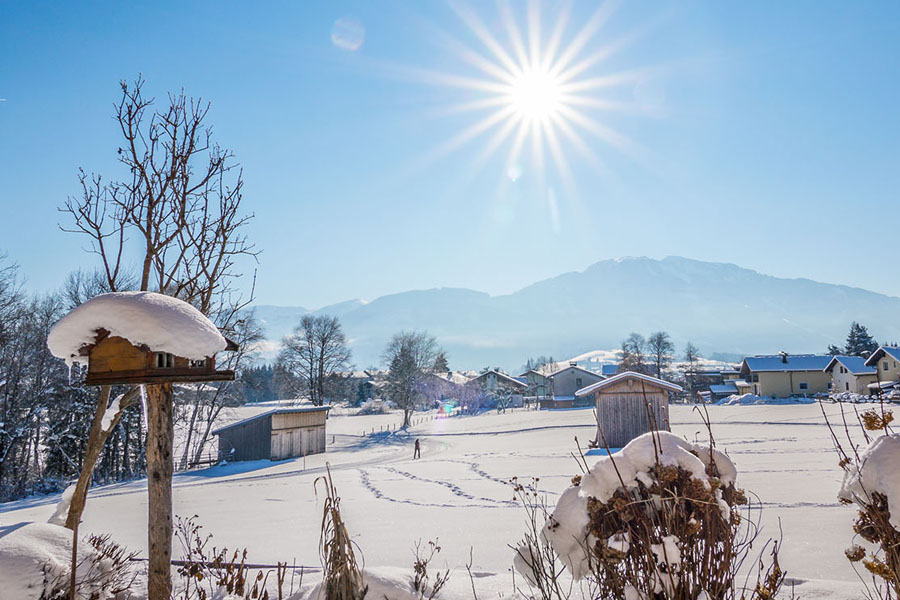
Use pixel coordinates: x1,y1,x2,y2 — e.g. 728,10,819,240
415,0,649,195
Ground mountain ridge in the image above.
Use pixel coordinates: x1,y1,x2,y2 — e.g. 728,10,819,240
252,256,900,370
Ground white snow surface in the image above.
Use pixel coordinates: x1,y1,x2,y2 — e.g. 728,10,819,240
47,291,227,366
839,433,900,529
0,403,875,599
0,522,113,600
579,431,730,503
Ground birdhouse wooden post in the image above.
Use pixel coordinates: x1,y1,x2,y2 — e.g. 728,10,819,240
575,372,682,449
48,292,236,600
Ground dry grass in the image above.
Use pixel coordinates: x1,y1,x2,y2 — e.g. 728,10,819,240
316,464,368,600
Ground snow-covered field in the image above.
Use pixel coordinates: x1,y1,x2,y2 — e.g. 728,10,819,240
0,403,869,598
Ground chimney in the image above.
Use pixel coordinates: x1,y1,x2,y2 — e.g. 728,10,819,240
779,351,788,364
569,362,577,368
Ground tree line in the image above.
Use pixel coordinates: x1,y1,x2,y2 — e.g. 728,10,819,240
274,315,454,427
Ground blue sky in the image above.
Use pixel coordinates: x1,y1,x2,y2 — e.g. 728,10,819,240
1,2,898,308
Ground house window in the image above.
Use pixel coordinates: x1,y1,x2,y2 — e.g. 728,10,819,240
846,382,850,391
154,352,175,368
576,377,582,387
885,361,890,371
189,359,207,369
798,382,809,391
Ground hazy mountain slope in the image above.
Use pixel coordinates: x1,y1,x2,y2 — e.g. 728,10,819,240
252,257,900,370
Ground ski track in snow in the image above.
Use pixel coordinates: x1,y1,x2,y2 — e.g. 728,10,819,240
358,468,513,509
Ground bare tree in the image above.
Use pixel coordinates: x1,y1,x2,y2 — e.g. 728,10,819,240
619,333,647,374
58,76,257,600
647,331,675,379
684,341,701,369
383,331,439,428
277,315,352,406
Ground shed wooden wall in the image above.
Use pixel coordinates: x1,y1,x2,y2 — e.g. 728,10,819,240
272,410,326,430
217,415,273,462
594,380,670,449
270,426,326,460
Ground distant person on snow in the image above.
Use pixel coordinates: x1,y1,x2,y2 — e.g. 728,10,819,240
413,438,421,459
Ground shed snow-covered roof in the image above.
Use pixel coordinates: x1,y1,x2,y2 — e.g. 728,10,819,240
824,355,877,375
47,291,228,367
575,371,682,396
740,354,832,373
212,406,330,435
865,347,900,367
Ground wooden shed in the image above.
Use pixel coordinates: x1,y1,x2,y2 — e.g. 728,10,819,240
575,372,682,449
213,406,330,462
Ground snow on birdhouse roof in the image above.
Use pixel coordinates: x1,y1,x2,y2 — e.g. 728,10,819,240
47,291,228,366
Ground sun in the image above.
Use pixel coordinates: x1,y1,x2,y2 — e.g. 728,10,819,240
506,67,563,122
412,0,648,197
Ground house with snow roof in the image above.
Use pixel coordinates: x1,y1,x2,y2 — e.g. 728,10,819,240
470,369,527,393
824,356,877,394
863,347,900,391
541,362,605,408
738,352,833,397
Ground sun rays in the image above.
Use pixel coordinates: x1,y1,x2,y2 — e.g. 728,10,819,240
418,0,648,192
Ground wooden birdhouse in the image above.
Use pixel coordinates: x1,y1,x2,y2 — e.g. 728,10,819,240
78,328,238,386
48,291,238,387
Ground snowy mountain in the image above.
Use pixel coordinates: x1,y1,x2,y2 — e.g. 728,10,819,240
251,256,900,370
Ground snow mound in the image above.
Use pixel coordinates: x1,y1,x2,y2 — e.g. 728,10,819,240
717,393,816,406
540,431,737,580
0,522,114,599
307,566,427,600
839,433,900,530
47,291,227,366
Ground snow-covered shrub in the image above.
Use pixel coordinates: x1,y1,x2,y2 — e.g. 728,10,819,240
513,431,784,600
357,399,390,415
830,405,900,599
0,522,136,600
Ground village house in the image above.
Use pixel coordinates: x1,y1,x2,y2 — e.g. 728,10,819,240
471,369,528,393
519,368,552,399
824,355,877,394
863,347,900,392
738,353,833,397
541,362,604,408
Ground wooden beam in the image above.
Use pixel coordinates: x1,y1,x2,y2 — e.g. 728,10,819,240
84,369,235,386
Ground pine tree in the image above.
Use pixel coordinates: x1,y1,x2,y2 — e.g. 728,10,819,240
844,322,879,357
432,350,450,373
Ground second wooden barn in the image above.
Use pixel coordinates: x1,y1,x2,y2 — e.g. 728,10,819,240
575,371,682,449
213,406,330,462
